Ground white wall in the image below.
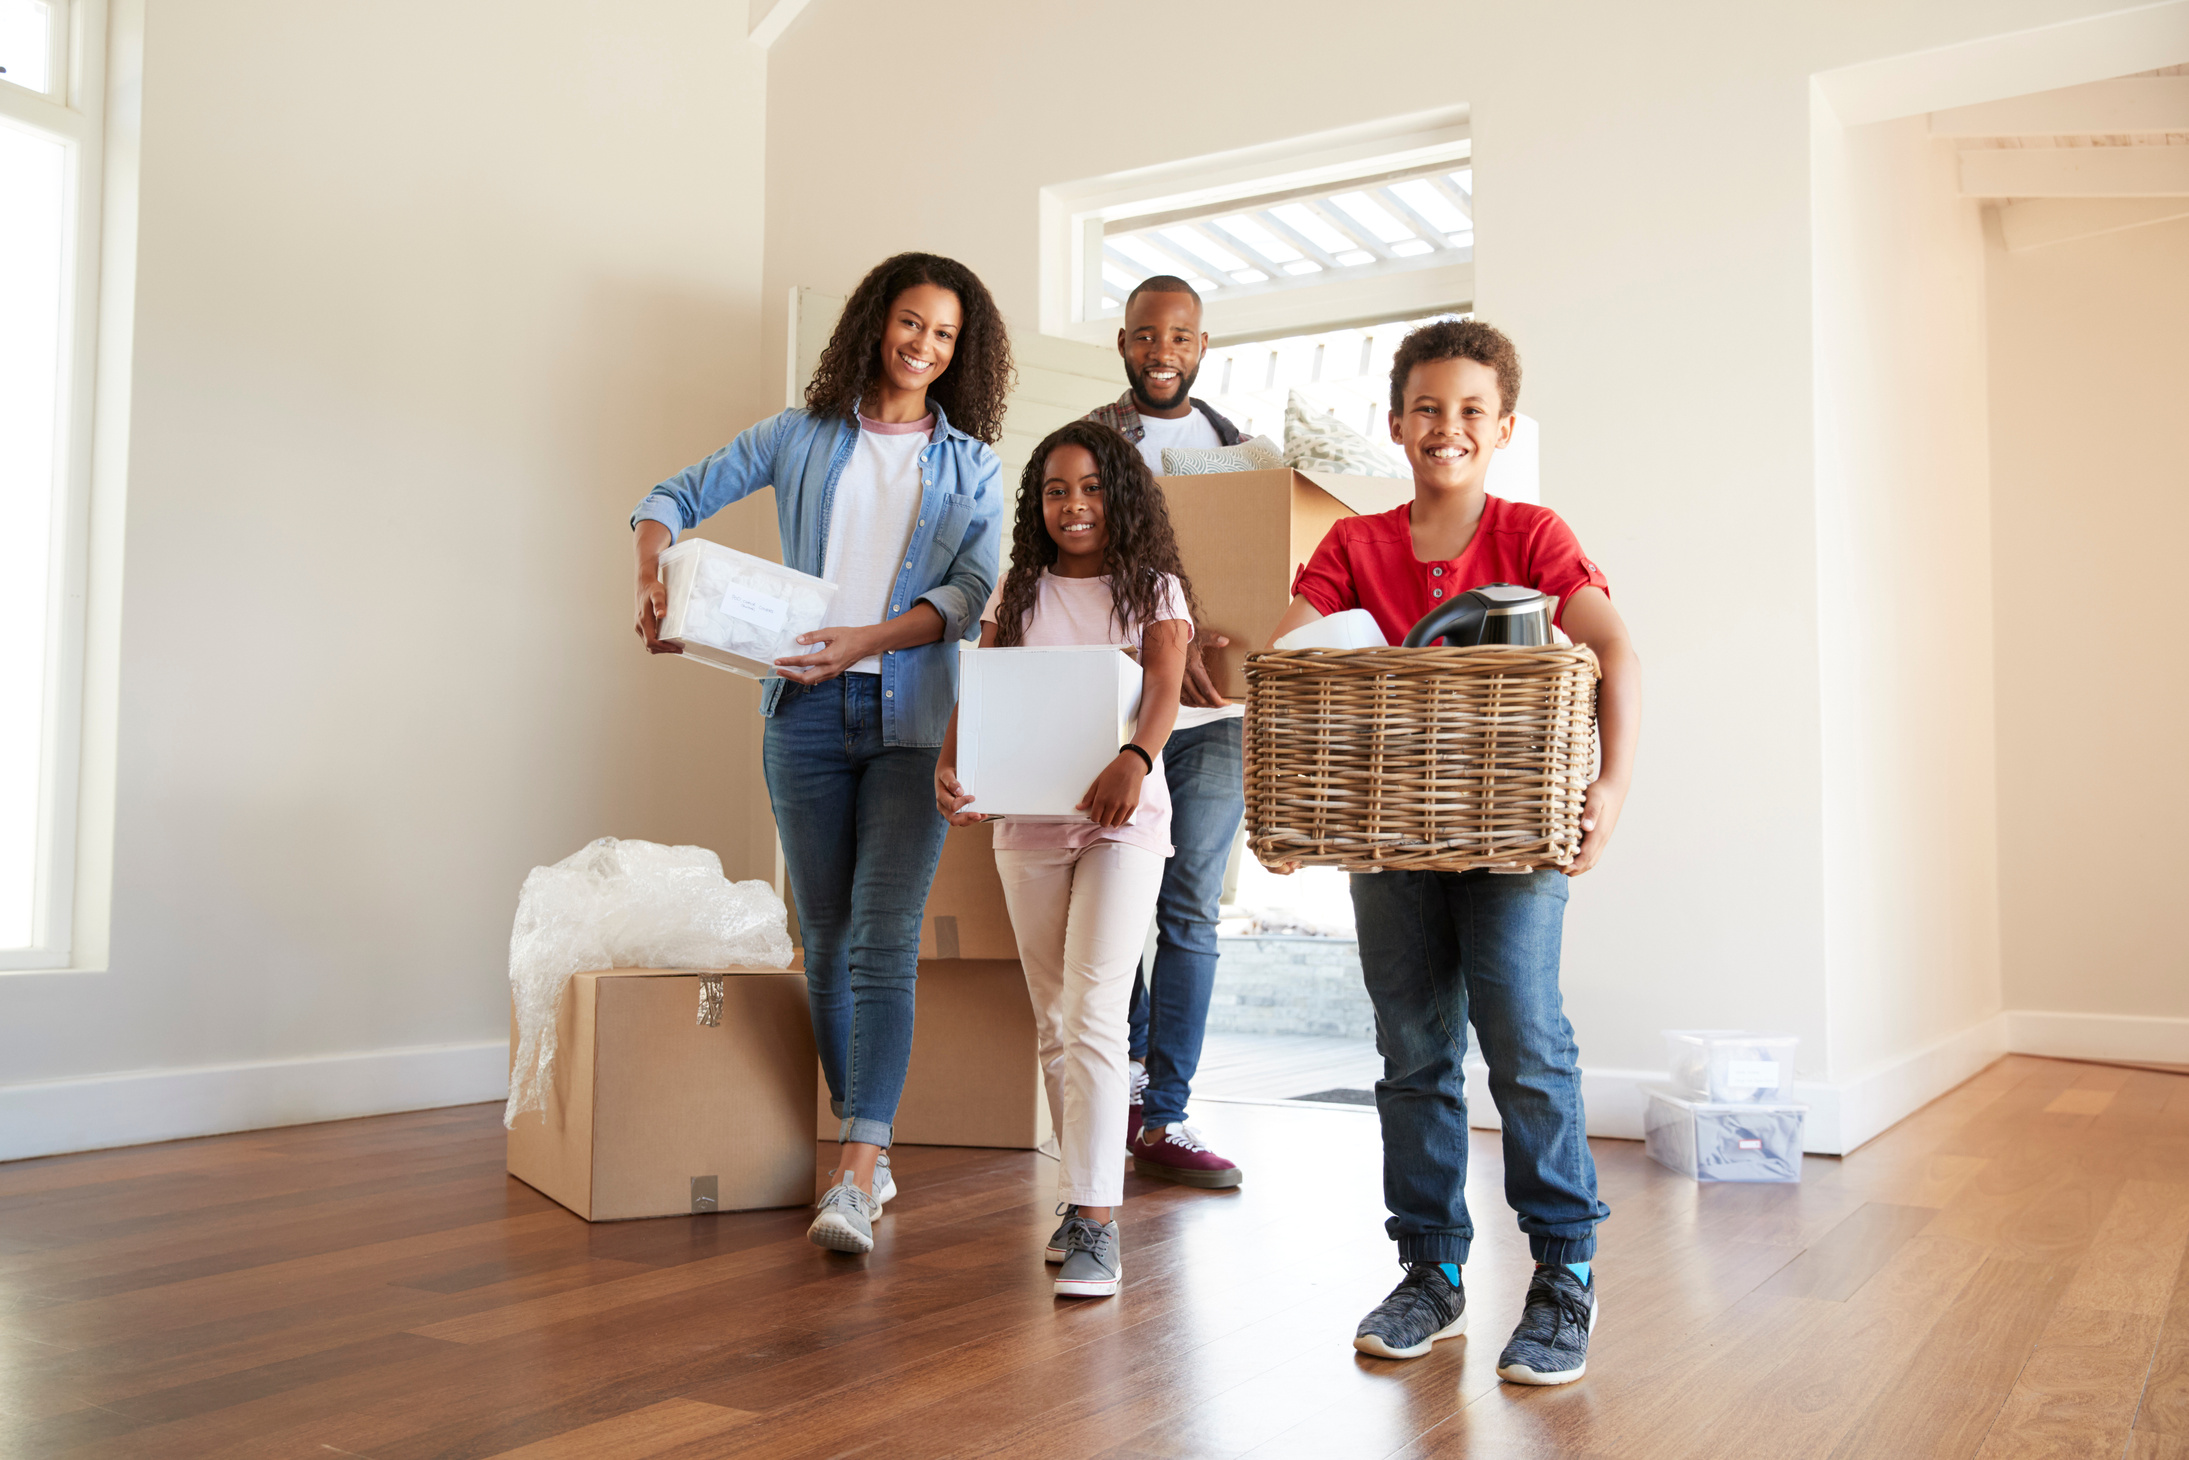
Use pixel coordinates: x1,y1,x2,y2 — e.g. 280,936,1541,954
1988,213,2189,1060
1811,116,2002,1114
0,0,777,1157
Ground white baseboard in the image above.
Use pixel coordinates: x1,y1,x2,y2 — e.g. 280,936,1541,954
0,1041,510,1163
2006,1009,2189,1066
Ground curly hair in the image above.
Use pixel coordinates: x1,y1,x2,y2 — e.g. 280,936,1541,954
802,253,1014,444
991,421,1203,648
1388,317,1522,418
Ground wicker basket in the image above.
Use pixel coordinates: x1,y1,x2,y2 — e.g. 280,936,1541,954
1244,645,1600,873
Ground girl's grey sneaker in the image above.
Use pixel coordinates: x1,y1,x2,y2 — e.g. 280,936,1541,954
1052,1215,1121,1298
1044,1202,1080,1263
807,1172,879,1254
1353,1264,1467,1359
873,1151,897,1207
1496,1264,1597,1384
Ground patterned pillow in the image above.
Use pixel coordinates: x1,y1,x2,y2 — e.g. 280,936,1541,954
1282,390,1406,478
1160,434,1284,475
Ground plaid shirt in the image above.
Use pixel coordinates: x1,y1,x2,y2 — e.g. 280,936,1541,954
1082,390,1245,448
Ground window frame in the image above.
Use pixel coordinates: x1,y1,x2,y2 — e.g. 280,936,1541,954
1,0,108,972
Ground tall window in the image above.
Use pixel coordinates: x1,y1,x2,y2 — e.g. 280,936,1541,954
2,0,101,968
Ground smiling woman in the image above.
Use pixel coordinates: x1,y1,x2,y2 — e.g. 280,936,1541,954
626,252,1011,1259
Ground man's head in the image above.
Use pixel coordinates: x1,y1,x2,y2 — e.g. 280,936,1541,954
1118,276,1207,418
1387,319,1522,493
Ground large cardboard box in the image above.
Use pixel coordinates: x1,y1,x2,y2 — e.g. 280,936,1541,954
815,958,1052,1150
956,645,1142,819
920,819,1017,959
507,967,816,1221
1156,468,1412,698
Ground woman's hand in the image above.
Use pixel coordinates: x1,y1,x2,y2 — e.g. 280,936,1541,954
774,625,880,684
936,762,985,826
1078,752,1148,828
1564,777,1628,877
633,523,681,655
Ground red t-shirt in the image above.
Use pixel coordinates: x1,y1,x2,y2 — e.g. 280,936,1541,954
1291,495,1609,646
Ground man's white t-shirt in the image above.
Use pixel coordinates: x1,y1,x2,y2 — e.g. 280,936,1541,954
821,414,929,674
1131,407,1222,477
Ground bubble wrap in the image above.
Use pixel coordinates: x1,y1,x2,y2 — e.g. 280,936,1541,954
504,837,793,1127
665,542,838,668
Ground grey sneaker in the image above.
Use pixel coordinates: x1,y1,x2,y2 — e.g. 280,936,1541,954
1496,1264,1596,1384
873,1151,897,1207
1044,1202,1080,1263
807,1171,879,1254
1052,1215,1122,1298
1354,1264,1467,1359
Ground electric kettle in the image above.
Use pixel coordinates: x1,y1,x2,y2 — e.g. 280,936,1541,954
1402,582,1553,647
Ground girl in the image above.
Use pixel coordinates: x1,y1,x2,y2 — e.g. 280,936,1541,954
934,421,1196,1299
630,253,1011,1256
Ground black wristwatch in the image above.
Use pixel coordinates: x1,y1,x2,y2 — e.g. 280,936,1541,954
1119,743,1153,773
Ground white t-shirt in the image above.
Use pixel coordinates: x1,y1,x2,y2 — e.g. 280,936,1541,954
820,414,929,674
1132,407,1222,477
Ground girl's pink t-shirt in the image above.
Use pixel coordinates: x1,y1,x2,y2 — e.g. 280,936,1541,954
978,570,1193,857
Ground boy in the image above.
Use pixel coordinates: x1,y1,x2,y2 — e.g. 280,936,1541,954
1267,319,1639,1385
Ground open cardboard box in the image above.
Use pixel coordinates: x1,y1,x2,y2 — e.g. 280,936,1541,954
1155,468,1412,699
507,967,816,1221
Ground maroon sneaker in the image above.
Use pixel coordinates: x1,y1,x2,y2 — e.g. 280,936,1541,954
1131,1122,1243,1189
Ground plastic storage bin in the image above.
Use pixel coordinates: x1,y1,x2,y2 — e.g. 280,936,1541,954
656,539,839,679
1664,1029,1799,1103
1643,1086,1806,1183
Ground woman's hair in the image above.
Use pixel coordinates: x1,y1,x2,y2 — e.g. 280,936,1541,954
991,421,1202,647
802,253,1014,444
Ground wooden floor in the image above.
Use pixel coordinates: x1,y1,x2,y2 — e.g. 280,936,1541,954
4,1054,2187,1459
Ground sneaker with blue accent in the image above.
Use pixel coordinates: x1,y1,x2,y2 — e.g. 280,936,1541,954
1353,1264,1467,1359
806,1171,879,1254
1496,1264,1597,1384
1053,1213,1122,1299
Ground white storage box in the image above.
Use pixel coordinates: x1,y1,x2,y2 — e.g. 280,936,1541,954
1664,1029,1799,1103
1643,1086,1806,1183
958,645,1143,820
657,539,839,679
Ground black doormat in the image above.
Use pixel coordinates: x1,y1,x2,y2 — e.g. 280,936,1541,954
1294,1088,1377,1106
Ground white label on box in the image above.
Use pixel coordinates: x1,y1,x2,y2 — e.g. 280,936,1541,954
1738,1138,1763,1150
1725,1060,1780,1089
721,584,790,634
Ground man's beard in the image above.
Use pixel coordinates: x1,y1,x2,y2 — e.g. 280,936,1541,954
1127,357,1199,413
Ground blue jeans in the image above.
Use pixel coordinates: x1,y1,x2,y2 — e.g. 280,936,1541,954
763,674,947,1148
1126,716,1245,1129
1350,868,1607,1265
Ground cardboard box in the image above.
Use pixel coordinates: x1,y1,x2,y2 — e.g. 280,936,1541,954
815,958,1052,1150
920,819,1019,960
507,967,817,1220
957,644,1142,818
1156,468,1412,698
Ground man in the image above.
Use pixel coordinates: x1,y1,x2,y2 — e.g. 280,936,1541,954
1081,276,1246,1189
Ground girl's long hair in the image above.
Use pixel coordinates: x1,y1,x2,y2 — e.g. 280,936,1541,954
992,421,1203,647
802,253,1014,444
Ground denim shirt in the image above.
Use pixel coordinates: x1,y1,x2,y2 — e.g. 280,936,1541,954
630,405,1003,747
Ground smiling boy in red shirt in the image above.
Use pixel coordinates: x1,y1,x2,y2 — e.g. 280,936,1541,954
1269,319,1640,1385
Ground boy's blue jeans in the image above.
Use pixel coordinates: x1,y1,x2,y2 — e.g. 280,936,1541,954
1350,867,1608,1266
1126,716,1245,1129
763,674,947,1148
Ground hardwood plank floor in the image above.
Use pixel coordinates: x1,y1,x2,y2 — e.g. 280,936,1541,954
3,1055,2184,1458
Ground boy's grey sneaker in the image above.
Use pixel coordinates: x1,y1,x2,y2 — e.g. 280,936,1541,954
807,1172,879,1254
1353,1264,1467,1359
1044,1202,1080,1263
1496,1264,1597,1385
873,1151,897,1207
1052,1215,1122,1298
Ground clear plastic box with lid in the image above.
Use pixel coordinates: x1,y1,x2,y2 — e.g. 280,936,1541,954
1664,1029,1799,1104
656,539,840,679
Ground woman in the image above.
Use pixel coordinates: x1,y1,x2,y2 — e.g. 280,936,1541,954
630,253,1011,1255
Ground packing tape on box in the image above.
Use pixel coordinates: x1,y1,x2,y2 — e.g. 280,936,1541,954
696,975,725,1027
690,1175,718,1213
931,915,960,960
